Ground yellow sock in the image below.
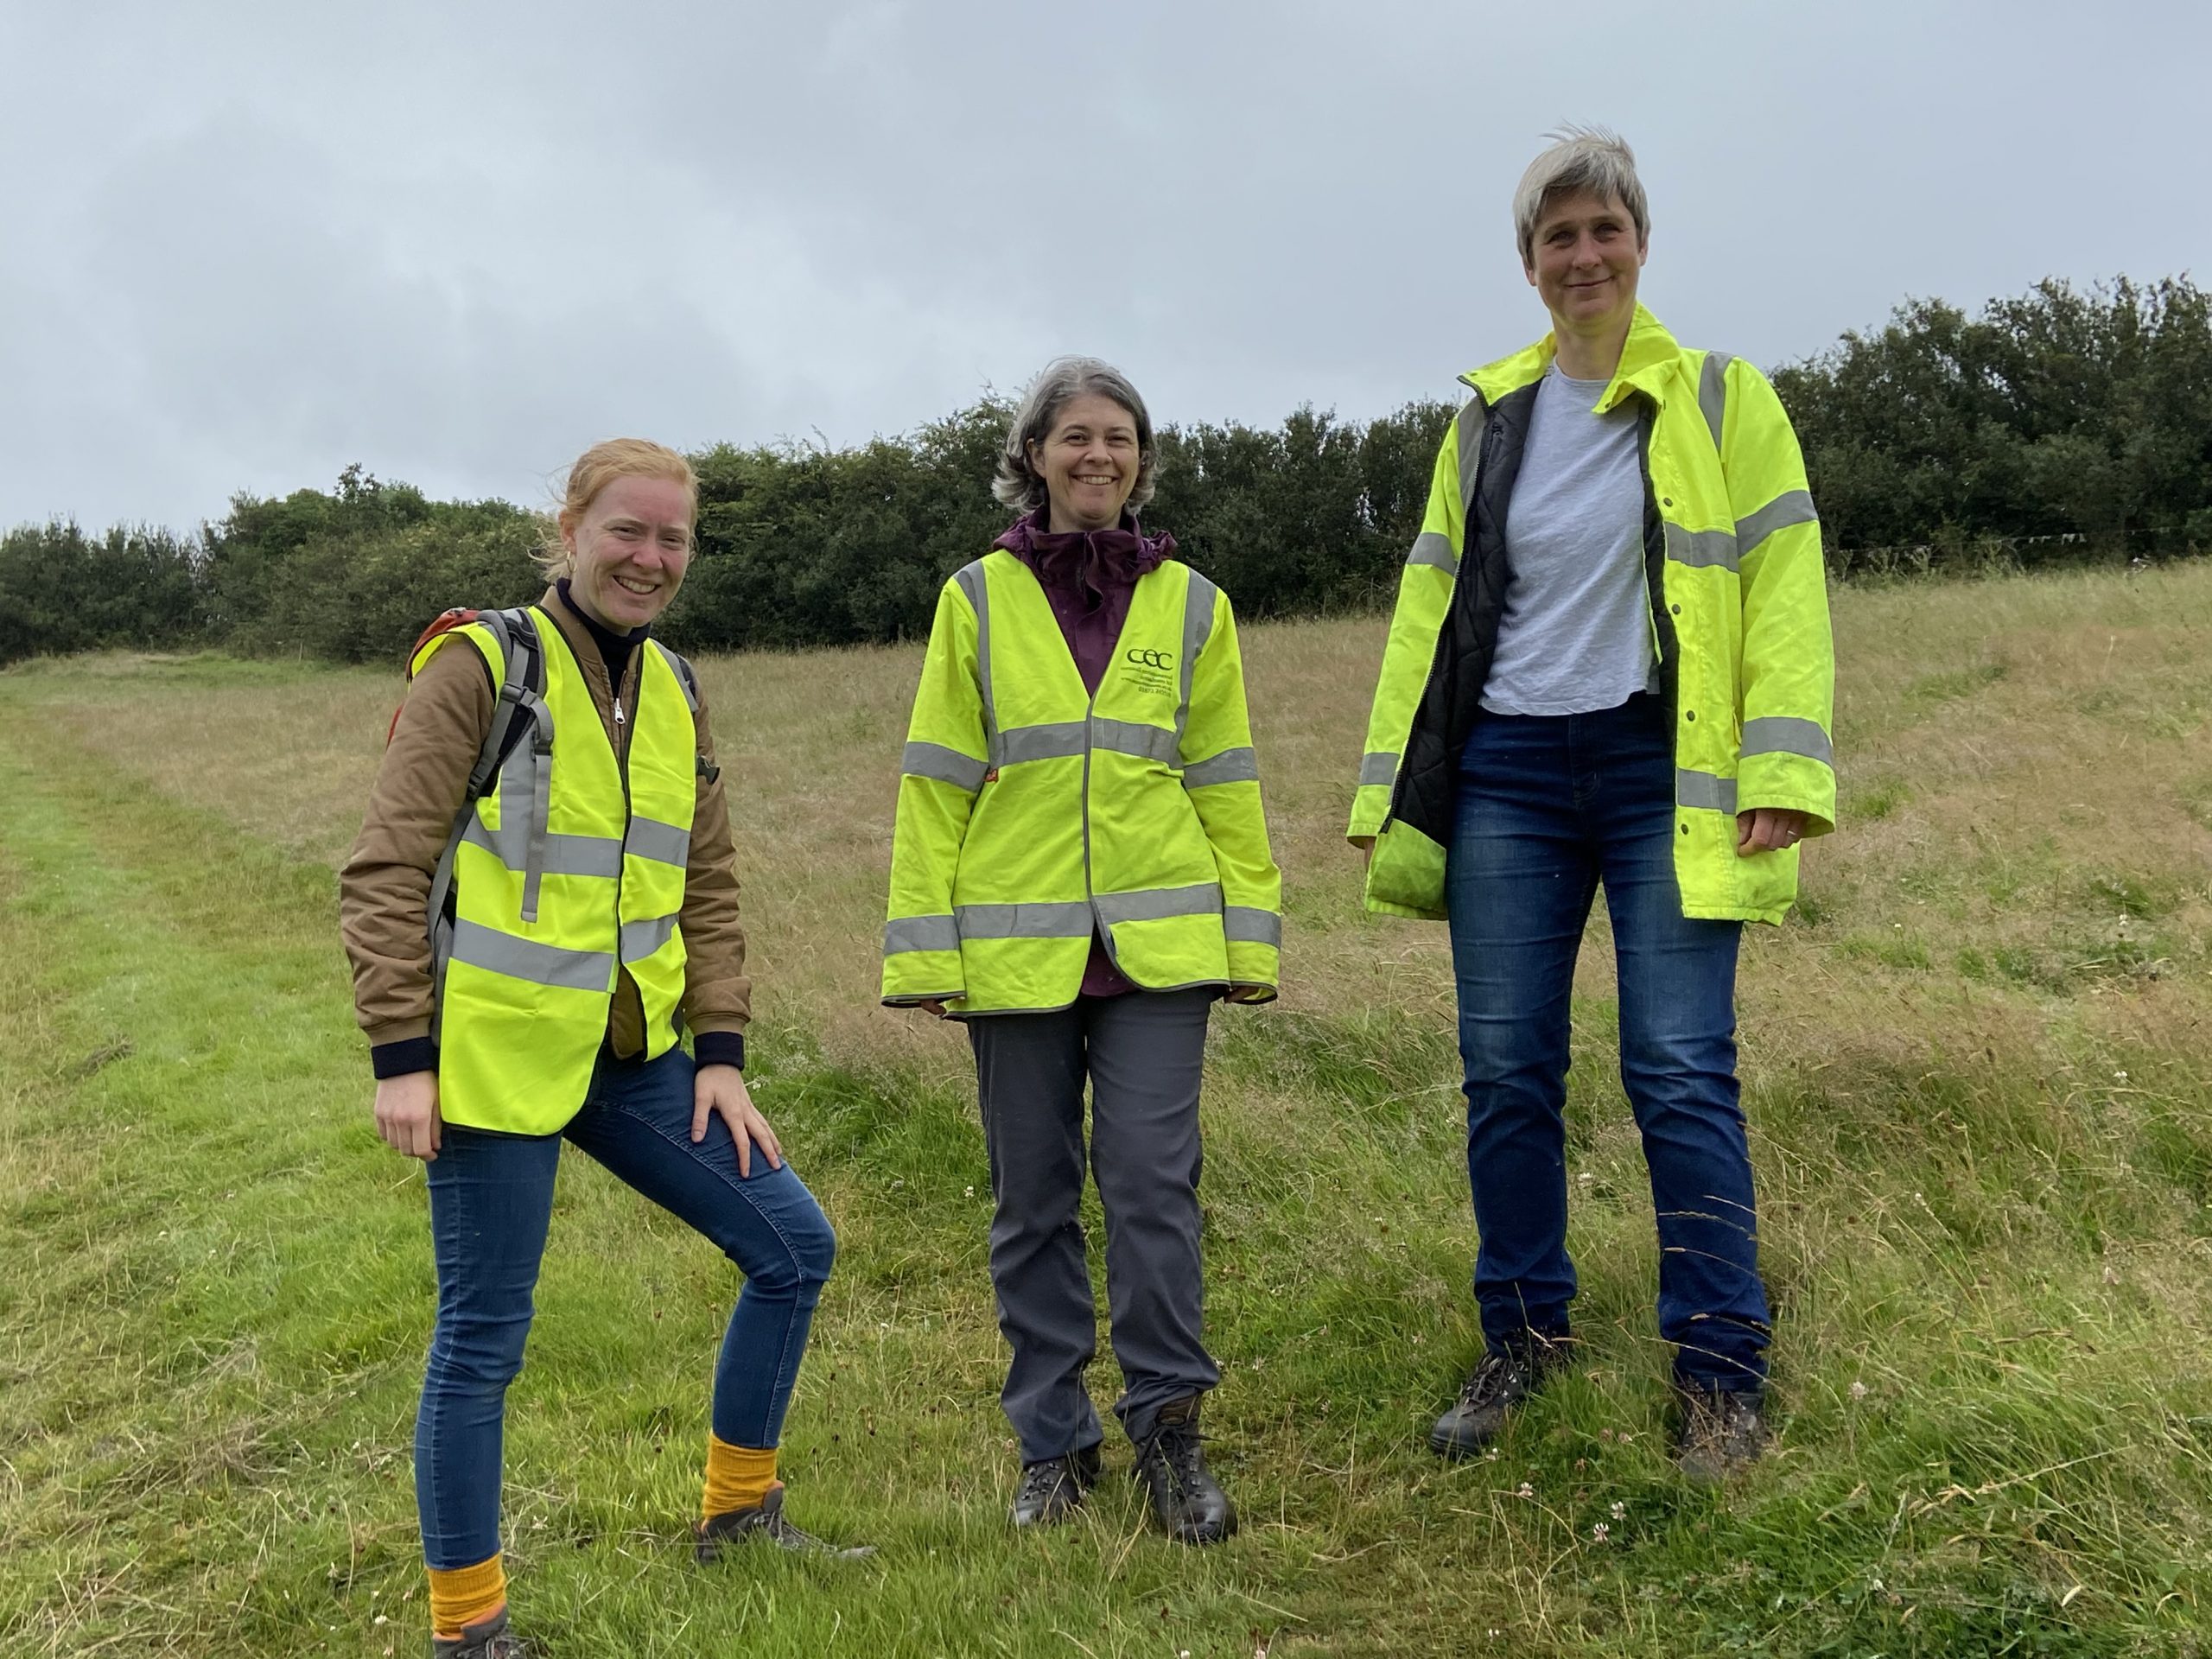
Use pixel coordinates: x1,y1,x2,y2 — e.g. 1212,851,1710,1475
702,1434,780,1521
426,1554,506,1639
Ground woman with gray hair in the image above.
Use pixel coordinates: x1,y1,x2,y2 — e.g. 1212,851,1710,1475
1349,128,1836,1479
881,357,1283,1541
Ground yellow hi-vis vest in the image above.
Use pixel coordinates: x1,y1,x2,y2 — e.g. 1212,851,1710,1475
415,607,698,1135
881,551,1282,1014
1350,306,1836,924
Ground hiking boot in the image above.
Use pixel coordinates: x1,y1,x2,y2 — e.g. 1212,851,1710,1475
431,1606,531,1658
1429,1339,1571,1459
1132,1396,1236,1545
1675,1385,1769,1483
695,1486,876,1564
1011,1445,1102,1528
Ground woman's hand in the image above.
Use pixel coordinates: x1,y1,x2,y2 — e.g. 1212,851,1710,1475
1736,807,1809,855
910,999,950,1019
374,1071,442,1161
691,1063,783,1178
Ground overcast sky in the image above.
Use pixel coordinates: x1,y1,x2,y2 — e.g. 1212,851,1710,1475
3,0,2204,533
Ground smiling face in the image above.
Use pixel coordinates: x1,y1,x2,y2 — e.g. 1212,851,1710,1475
561,473,695,631
1029,391,1142,532
1524,188,1647,344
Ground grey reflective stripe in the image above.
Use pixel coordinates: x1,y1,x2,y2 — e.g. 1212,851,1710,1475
1358,750,1399,787
884,914,959,955
449,918,613,994
1223,906,1281,948
461,815,623,879
1094,717,1180,766
624,816,690,868
1181,747,1257,788
1665,522,1739,571
954,560,998,763
954,900,1094,938
1454,397,1488,517
1095,882,1222,925
903,741,989,792
1740,716,1834,767
1407,531,1456,571
1700,351,1732,452
1677,769,1738,814
620,913,679,962
650,639,700,713
1734,489,1820,557
998,721,1090,764
1176,570,1219,756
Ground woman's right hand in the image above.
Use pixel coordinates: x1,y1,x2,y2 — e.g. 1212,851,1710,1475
914,999,949,1019
374,1071,442,1161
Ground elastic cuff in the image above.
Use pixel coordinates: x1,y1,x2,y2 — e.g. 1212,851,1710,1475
693,1031,747,1071
371,1036,437,1080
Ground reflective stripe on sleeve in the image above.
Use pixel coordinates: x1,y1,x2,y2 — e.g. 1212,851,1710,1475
1224,906,1281,948
1358,751,1399,787
953,560,998,762
1734,489,1820,558
1175,571,1219,755
1181,747,1258,788
449,918,614,993
902,741,989,793
884,914,959,955
1676,769,1739,814
1740,715,1834,766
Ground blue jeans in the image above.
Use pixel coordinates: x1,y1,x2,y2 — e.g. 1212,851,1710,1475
416,1046,836,1569
1446,694,1770,1390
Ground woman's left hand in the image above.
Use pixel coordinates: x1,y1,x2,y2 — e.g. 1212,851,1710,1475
1224,982,1271,1003
691,1062,784,1177
1735,807,1810,855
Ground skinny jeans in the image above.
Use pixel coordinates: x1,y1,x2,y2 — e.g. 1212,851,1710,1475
1446,693,1770,1389
416,1046,836,1569
968,988,1222,1461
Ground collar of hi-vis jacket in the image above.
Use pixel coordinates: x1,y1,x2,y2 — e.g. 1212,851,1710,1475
1459,303,1686,417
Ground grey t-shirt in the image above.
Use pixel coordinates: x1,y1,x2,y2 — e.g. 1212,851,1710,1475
1478,365,1660,716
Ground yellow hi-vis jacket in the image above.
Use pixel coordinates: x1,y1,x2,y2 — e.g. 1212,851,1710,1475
417,607,698,1134
1351,306,1836,924
882,550,1282,1014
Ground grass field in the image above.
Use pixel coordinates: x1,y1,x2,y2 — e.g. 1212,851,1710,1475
3,561,2211,1657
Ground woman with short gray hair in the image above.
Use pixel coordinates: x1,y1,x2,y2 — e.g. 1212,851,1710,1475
883,355,1282,1542
1350,127,1837,1480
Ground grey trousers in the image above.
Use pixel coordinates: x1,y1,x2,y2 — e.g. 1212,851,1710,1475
968,988,1222,1461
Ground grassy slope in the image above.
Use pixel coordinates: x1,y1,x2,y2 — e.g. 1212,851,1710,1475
3,563,2210,1657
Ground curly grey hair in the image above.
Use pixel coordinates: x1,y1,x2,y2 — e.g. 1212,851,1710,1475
993,355,1159,515
1512,124,1649,268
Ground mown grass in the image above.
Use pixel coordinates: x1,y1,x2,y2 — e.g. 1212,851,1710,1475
3,561,2210,1656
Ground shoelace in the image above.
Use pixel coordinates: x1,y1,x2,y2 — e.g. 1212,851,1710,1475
1017,1460,1074,1506
1141,1424,1210,1498
1458,1353,1522,1409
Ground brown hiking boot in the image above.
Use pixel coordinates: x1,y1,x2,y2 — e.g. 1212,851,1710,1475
1429,1338,1572,1459
1132,1396,1236,1545
695,1486,876,1563
1674,1385,1770,1484
430,1606,531,1658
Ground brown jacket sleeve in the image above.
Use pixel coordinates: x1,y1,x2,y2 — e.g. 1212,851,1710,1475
338,643,491,1049
676,672,752,1038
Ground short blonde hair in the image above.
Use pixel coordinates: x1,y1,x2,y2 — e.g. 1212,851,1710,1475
537,437,697,577
1512,124,1649,268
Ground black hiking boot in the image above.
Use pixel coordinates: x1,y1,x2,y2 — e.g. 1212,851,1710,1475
1133,1396,1236,1545
695,1486,876,1564
1674,1384,1770,1484
431,1606,531,1658
1011,1444,1102,1528
1428,1338,1572,1459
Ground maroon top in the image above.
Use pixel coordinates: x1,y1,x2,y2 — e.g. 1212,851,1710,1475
995,508,1176,997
